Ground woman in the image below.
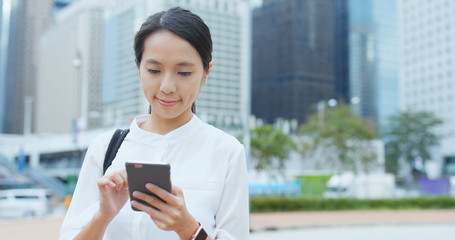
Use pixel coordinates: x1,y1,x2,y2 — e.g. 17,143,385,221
60,7,249,240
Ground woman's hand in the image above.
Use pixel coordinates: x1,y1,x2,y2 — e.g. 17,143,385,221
131,184,200,240
96,169,129,222
73,170,129,240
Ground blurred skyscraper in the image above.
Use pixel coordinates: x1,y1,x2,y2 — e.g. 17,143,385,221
348,0,398,129
252,0,337,124
103,0,248,129
0,0,8,133
334,0,350,104
398,0,455,173
102,0,142,127
0,0,53,134
35,0,105,133
251,0,398,128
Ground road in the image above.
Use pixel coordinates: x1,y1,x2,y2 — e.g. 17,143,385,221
250,223,455,240
1,209,455,239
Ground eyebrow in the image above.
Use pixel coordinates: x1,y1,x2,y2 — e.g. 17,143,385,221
144,59,195,66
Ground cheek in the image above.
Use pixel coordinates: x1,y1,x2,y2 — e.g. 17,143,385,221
188,79,204,96
140,74,156,89
140,79,148,92
140,78,156,99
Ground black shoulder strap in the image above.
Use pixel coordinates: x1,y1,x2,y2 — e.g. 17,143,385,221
103,129,130,174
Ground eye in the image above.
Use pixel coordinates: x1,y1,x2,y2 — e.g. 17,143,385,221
147,69,160,73
179,72,192,76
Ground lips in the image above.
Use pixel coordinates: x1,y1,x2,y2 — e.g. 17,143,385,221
156,98,179,107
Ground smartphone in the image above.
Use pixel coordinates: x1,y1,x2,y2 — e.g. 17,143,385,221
125,162,172,211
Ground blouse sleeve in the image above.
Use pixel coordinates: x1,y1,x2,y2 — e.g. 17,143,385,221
59,132,112,240
211,143,249,240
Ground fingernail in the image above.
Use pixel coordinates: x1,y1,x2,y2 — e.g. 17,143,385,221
133,191,141,198
146,183,154,190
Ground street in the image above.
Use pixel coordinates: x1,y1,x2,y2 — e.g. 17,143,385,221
250,223,455,240
1,209,455,239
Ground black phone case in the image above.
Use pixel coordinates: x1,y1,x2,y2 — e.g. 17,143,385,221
125,162,172,211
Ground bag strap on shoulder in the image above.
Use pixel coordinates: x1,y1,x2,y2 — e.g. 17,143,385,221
103,129,130,175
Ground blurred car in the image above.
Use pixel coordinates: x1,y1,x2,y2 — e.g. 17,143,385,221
323,172,395,199
0,188,50,218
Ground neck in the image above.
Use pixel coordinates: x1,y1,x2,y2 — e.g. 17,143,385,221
141,110,193,135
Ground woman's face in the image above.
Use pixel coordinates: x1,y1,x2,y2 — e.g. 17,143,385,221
138,30,209,122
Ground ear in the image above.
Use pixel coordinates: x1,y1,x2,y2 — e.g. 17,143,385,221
201,62,212,86
207,62,213,75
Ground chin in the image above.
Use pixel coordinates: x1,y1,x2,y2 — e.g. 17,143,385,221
154,108,185,119
155,111,179,119
151,102,192,119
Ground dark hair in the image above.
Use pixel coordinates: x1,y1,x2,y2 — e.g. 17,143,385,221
135,7,212,114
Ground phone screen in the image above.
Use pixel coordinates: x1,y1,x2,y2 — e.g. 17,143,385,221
125,162,172,211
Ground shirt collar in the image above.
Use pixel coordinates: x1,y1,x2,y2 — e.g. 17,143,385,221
129,114,203,146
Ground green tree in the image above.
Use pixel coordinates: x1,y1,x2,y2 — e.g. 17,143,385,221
383,110,443,178
298,103,378,173
250,124,296,178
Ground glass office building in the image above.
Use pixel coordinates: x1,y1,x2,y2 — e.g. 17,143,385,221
0,0,9,133
252,0,336,124
102,1,140,127
334,0,350,104
348,0,399,129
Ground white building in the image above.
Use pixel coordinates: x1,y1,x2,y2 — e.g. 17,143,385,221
36,0,105,134
102,0,249,130
398,0,455,175
0,129,111,179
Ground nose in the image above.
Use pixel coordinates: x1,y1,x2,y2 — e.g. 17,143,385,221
160,73,176,94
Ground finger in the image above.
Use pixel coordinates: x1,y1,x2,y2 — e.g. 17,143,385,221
123,180,129,190
145,184,174,204
132,191,168,212
145,185,187,221
119,169,127,182
118,170,128,190
111,174,125,191
131,200,170,223
109,170,129,191
97,177,116,188
106,169,126,179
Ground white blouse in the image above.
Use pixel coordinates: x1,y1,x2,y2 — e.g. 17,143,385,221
59,115,249,240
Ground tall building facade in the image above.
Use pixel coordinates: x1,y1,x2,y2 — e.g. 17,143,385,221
398,0,455,173
36,0,105,133
252,0,336,124
1,0,53,134
371,0,398,129
348,0,398,128
334,0,350,104
102,0,142,127
0,0,9,133
103,0,248,129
